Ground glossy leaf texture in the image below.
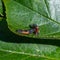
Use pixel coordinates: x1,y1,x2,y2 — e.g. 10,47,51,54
0,0,60,60
3,0,60,38
0,40,60,60
0,20,60,60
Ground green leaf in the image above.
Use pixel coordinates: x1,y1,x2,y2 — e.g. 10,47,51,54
3,0,60,38
0,20,60,60
0,0,3,15
0,0,3,21
0,0,60,60
0,40,60,60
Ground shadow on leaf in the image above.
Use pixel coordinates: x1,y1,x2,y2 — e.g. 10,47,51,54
0,0,60,47
0,20,60,47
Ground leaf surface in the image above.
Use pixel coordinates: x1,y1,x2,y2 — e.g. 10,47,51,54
3,0,60,38
0,0,3,14
0,20,60,60
0,0,60,60
0,41,60,60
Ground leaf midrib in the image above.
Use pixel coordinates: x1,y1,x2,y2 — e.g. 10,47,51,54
0,49,57,60
14,0,60,25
